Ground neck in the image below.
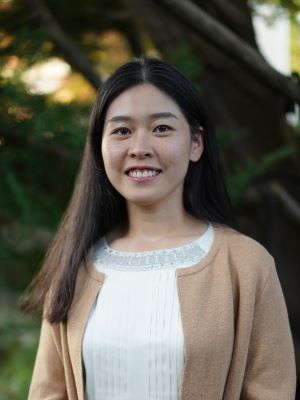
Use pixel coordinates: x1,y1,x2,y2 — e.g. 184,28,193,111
123,201,206,243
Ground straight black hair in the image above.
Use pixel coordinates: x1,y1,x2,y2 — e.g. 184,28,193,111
20,56,232,323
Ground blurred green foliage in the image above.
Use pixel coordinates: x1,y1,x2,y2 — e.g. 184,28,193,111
0,299,39,399
167,44,205,83
227,145,293,204
1,76,91,288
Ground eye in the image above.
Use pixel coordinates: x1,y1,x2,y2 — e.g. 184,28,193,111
112,127,130,136
154,125,173,133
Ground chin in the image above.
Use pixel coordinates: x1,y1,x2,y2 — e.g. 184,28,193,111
125,196,161,207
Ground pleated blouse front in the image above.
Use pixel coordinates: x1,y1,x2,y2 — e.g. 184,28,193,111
82,224,214,400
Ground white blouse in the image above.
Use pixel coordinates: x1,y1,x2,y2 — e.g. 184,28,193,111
82,224,214,400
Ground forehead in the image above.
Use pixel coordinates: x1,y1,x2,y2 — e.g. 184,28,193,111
104,84,183,121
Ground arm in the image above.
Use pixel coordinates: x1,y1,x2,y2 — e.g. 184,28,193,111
241,259,297,399
28,317,68,399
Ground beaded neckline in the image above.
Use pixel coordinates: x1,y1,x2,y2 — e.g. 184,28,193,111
92,224,213,271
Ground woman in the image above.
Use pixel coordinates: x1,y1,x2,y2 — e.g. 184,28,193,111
23,57,296,399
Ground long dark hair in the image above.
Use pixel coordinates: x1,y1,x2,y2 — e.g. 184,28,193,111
20,56,232,323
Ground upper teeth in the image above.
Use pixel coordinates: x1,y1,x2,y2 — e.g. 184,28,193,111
128,169,160,178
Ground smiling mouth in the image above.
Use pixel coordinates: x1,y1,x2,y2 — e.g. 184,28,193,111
126,169,161,178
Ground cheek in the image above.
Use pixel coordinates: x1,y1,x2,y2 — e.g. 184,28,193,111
101,141,124,174
164,139,191,166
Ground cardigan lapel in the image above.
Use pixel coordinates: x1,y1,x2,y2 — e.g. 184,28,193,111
176,226,235,399
67,248,105,400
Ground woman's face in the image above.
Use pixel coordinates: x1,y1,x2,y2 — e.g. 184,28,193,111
101,84,203,209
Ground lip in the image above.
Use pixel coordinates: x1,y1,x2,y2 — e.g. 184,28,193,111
126,172,161,183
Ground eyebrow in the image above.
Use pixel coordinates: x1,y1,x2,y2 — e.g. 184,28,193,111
107,112,179,124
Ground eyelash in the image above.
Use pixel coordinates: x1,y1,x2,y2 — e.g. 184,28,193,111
112,125,173,135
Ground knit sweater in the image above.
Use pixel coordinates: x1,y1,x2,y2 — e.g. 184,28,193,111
28,224,297,399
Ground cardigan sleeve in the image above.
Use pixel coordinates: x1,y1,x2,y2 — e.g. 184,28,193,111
28,316,68,400
241,258,297,399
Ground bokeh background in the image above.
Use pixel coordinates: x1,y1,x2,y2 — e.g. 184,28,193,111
1,0,300,398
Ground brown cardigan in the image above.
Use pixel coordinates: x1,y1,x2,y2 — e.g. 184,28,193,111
28,225,297,399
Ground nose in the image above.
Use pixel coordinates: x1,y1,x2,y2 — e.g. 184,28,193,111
128,131,153,159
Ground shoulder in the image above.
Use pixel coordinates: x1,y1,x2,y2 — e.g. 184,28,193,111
214,224,275,295
220,225,273,263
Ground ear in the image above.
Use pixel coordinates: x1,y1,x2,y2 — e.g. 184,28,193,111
189,127,204,162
